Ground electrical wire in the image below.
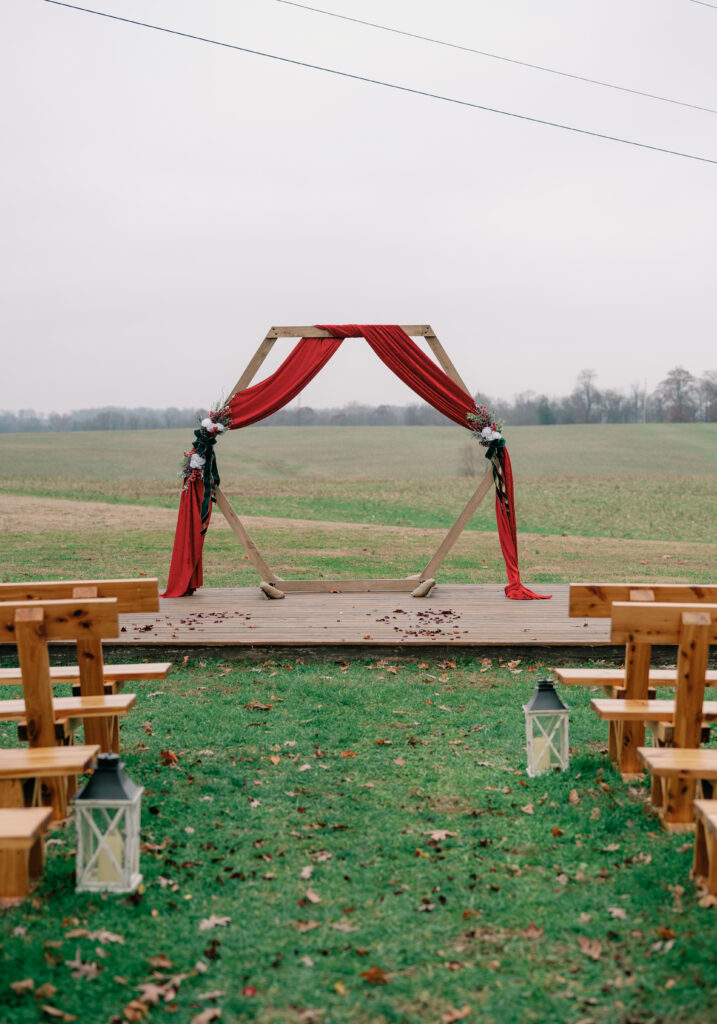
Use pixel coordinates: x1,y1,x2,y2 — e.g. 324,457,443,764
44,0,717,167
274,0,717,117
689,0,717,8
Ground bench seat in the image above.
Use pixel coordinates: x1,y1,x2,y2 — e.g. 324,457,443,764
557,668,717,689
638,748,717,778
693,800,717,893
0,662,172,686
0,744,100,779
0,807,54,903
0,694,136,722
590,698,717,723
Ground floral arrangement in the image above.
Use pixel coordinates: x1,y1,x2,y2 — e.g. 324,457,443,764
181,402,232,521
467,405,505,450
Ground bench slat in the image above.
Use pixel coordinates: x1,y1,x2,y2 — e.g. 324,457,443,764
557,668,717,688
0,662,172,685
591,698,717,722
0,744,99,778
0,808,53,848
569,584,717,618
638,748,717,777
0,694,136,721
0,579,159,613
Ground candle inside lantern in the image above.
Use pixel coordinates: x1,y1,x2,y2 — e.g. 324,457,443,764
96,830,124,884
532,736,551,773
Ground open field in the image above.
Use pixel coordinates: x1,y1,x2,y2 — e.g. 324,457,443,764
3,658,717,1024
0,424,715,585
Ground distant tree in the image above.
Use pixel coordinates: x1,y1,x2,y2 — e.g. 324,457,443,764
536,395,556,425
572,369,601,423
655,366,699,422
601,388,629,423
699,370,717,422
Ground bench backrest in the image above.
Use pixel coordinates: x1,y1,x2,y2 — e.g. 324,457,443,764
0,578,159,615
612,602,715,750
0,599,119,749
569,584,717,618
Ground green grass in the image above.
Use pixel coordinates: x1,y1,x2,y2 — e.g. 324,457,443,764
1,658,716,1024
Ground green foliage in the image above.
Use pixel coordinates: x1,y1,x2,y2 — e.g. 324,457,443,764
1,659,716,1023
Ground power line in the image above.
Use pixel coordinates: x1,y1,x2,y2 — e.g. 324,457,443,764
275,0,717,117
689,0,717,8
44,1,717,167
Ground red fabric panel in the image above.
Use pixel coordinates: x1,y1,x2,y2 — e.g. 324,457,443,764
163,477,210,597
227,337,343,428
319,325,548,600
162,336,343,597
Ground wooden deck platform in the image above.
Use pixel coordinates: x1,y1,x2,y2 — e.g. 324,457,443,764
101,583,612,650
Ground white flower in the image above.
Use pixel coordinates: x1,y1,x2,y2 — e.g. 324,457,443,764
481,426,492,438
214,422,225,432
489,430,502,441
189,452,206,469
201,417,214,430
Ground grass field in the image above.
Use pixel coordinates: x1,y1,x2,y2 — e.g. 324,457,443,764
0,423,715,586
2,658,717,1024
1,424,716,1024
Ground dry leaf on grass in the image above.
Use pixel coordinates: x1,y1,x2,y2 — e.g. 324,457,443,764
41,1007,77,1022
521,923,544,940
608,907,627,919
10,979,34,995
425,830,458,841
520,804,534,815
190,1010,221,1024
360,965,389,984
198,915,231,932
306,888,321,904
147,955,172,970
578,936,602,960
569,789,580,805
442,1006,471,1022
293,920,321,932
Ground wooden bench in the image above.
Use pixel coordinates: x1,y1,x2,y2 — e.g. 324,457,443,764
0,744,100,820
0,807,53,904
693,800,717,893
0,662,172,691
0,694,137,722
558,585,717,710
637,749,717,831
591,604,715,828
0,598,131,818
0,579,170,749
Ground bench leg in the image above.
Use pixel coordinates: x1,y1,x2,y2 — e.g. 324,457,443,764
28,833,46,878
663,774,696,829
693,818,717,893
618,721,646,776
0,849,30,904
42,776,68,822
608,721,618,761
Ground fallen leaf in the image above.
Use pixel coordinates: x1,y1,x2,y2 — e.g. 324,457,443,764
10,979,34,995
657,926,676,940
160,750,179,766
340,751,357,759
520,804,534,815
41,1007,77,1022
425,830,458,841
569,789,580,805
578,936,602,960
268,755,281,766
65,950,100,980
393,757,406,767
551,826,564,837
300,956,314,967
602,843,620,853
442,1008,471,1023
241,986,257,997
334,981,347,995
521,923,544,940
198,916,231,932
360,965,389,985
293,920,321,933
300,865,313,880
306,888,321,904
190,1010,222,1024
35,984,57,1000
608,907,627,919
147,955,172,970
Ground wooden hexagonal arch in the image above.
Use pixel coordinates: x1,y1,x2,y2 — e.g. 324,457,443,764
213,326,495,599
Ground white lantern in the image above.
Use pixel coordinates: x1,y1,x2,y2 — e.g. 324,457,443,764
72,753,143,893
523,679,570,777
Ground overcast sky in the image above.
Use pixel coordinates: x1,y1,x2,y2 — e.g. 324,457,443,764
1,0,716,415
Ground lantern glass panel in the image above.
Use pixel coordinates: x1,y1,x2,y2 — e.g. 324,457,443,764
75,798,142,892
525,710,569,777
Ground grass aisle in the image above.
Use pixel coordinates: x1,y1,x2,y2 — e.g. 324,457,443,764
2,657,716,1024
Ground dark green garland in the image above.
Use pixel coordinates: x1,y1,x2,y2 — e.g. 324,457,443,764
189,426,221,524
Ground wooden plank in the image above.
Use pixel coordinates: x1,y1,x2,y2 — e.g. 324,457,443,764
611,602,717,644
0,695,136,722
0,745,99,779
693,800,717,891
0,579,159,613
214,487,278,582
0,808,52,849
277,579,418,593
557,668,717,688
0,663,172,686
76,638,111,751
266,326,431,338
618,640,652,773
424,329,472,395
420,469,494,580
569,584,717,618
591,698,717,722
229,330,277,396
638,749,717,777
0,599,119,643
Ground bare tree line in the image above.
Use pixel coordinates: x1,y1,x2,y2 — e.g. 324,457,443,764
1,366,715,433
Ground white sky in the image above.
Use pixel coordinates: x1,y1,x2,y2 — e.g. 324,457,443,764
1,0,716,414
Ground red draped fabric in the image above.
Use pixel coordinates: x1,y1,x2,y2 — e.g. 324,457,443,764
318,325,548,600
163,324,548,600
163,338,342,597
